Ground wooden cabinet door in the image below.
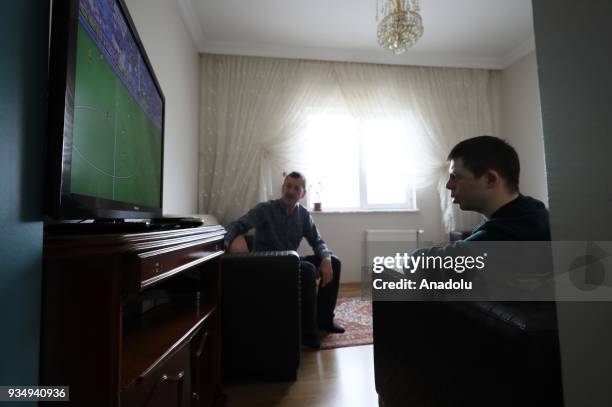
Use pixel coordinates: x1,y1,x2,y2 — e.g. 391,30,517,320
122,343,192,407
192,322,220,407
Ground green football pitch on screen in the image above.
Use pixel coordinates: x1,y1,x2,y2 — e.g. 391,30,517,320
70,23,162,209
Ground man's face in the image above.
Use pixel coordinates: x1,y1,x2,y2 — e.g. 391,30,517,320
281,176,306,208
446,158,488,212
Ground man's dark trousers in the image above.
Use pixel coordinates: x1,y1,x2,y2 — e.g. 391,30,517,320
299,255,341,336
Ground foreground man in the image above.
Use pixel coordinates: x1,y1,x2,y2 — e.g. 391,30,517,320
446,135,550,242
224,171,344,349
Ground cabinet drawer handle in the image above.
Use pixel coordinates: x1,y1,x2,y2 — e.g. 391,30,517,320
139,371,185,406
160,371,184,383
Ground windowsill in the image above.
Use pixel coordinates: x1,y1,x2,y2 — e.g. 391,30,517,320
309,208,420,214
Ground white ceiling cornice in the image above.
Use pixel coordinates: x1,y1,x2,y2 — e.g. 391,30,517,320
198,40,506,70
500,36,536,69
175,0,206,51
176,0,535,70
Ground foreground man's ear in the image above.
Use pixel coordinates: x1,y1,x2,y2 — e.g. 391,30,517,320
486,170,501,188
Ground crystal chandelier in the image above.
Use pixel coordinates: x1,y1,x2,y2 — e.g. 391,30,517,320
376,0,424,54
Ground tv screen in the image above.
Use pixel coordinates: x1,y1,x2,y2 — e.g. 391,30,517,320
46,0,164,220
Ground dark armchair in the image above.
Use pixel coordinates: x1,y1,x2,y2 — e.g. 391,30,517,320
373,231,564,406
221,243,301,382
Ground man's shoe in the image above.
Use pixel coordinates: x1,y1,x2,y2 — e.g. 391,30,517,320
319,322,345,334
302,334,321,349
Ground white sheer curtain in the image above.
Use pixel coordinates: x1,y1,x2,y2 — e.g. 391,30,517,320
332,63,417,208
199,55,335,223
332,63,500,235
198,54,500,232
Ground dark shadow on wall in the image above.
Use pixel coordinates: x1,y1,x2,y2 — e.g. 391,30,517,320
18,11,47,223
0,0,49,389
533,1,612,406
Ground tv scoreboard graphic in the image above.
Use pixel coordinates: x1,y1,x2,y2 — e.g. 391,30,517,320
78,0,162,129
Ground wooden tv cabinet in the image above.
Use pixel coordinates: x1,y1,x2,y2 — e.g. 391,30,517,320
41,225,226,407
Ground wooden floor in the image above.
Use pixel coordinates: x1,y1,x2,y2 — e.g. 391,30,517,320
223,283,378,407
224,345,377,407
337,282,364,298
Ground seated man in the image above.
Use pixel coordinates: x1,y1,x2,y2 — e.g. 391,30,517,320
224,171,344,349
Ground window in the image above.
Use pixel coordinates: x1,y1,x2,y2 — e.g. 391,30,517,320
303,110,417,211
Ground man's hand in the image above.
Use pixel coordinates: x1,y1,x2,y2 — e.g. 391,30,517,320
320,257,333,287
228,235,249,253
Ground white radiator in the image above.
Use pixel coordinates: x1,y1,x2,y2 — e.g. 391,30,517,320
363,229,424,284
365,229,423,243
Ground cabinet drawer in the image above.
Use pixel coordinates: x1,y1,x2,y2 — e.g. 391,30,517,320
132,241,223,291
121,341,191,407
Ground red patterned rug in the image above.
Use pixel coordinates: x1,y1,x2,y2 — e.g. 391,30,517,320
319,296,373,350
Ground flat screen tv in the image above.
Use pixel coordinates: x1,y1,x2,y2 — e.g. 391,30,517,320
46,0,164,221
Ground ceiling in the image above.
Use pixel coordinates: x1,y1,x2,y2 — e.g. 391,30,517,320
176,0,535,69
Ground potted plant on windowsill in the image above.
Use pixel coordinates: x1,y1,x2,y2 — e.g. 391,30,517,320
312,181,323,211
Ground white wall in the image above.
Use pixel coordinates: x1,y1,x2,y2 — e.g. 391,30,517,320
500,50,549,204
299,184,442,283
125,0,200,214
